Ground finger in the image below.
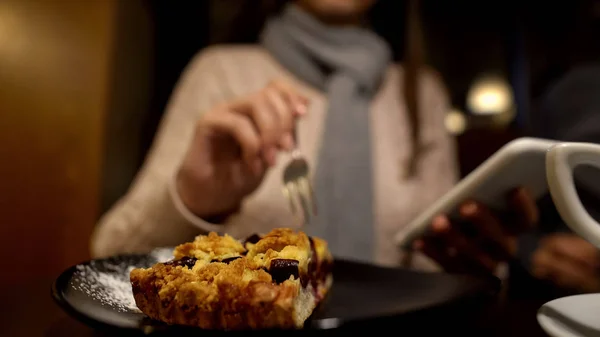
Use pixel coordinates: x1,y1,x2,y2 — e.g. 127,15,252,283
532,247,600,292
431,216,498,273
232,93,280,147
442,222,498,273
545,234,600,270
202,110,262,172
532,247,583,286
530,245,553,280
250,94,283,166
264,86,294,150
268,80,309,151
415,236,466,274
507,187,539,232
229,93,281,166
421,216,494,274
430,215,451,233
268,79,308,116
460,201,514,259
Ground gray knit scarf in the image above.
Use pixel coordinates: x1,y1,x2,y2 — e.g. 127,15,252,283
261,4,391,262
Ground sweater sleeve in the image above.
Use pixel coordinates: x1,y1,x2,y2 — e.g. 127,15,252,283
90,49,233,258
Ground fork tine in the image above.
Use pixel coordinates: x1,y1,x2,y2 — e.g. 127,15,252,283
288,181,309,224
296,180,312,224
305,178,318,216
283,183,297,215
298,177,315,216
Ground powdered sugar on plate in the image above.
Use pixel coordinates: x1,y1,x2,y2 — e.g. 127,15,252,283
71,263,140,313
69,248,174,313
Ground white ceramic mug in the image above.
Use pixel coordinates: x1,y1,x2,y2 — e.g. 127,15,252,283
546,142,600,248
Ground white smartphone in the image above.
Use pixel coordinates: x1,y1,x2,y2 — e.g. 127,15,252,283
395,137,558,250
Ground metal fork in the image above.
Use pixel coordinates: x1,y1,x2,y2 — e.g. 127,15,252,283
282,123,317,224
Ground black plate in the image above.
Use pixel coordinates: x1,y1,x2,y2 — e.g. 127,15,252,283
52,248,501,335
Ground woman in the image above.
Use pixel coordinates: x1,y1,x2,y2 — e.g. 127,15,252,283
91,0,458,268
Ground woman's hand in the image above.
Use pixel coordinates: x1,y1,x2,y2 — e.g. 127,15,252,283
531,233,600,293
415,187,539,274
176,80,308,221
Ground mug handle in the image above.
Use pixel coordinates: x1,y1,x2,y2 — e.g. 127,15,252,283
546,142,600,248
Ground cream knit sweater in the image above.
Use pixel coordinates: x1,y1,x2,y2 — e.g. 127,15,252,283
91,45,459,268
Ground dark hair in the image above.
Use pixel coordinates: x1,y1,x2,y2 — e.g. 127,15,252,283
400,0,423,177
214,0,424,177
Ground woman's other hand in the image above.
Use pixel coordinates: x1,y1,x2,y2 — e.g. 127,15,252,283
415,187,539,274
176,80,308,221
531,233,600,293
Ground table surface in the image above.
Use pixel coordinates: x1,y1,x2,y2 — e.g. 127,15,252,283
0,279,551,337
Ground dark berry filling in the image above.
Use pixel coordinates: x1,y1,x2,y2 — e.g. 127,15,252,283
308,237,318,289
244,233,261,245
164,256,197,269
306,237,333,293
269,259,300,283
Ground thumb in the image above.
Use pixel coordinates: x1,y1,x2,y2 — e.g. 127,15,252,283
546,234,600,269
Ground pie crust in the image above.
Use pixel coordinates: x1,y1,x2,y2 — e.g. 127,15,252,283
130,228,333,330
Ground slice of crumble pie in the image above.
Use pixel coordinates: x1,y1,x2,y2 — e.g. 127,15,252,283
130,228,333,330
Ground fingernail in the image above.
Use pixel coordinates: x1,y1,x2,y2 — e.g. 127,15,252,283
432,215,449,232
281,133,294,151
433,215,446,226
295,102,308,115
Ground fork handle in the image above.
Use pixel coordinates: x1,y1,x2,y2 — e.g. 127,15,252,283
292,117,299,149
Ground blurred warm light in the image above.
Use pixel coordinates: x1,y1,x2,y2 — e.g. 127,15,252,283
444,108,467,135
0,3,28,64
0,5,17,52
0,17,8,52
467,75,514,116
